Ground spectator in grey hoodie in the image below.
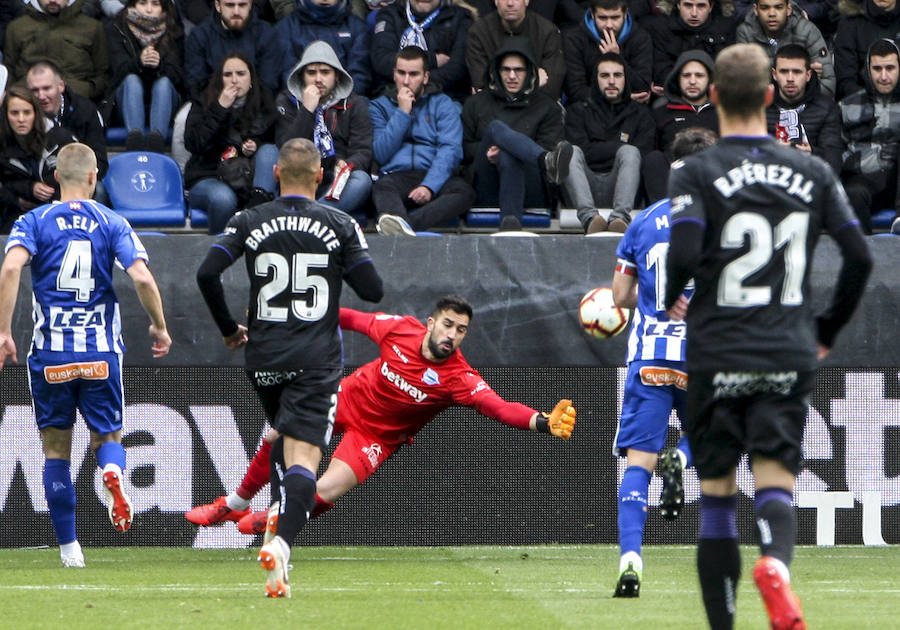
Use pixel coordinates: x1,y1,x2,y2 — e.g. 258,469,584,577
275,41,373,214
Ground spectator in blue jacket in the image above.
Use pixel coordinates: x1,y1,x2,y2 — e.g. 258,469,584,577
369,46,474,235
184,0,284,102
276,0,371,96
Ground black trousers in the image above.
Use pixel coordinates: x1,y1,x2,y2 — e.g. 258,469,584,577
372,170,475,230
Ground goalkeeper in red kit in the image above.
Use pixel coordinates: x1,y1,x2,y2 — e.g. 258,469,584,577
186,295,577,533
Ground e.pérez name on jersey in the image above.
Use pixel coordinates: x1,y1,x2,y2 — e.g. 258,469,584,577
713,161,813,203
240,215,340,251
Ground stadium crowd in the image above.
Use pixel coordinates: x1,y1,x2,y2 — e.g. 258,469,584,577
1,0,900,235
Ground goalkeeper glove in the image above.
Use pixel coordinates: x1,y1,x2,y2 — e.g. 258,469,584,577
536,399,576,440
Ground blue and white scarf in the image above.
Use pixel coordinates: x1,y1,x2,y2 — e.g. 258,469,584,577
399,1,441,51
313,106,335,159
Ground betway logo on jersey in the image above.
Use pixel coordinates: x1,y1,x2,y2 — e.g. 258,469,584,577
380,361,427,403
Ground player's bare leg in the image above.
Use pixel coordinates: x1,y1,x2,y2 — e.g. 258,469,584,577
41,428,83,567
258,436,322,598
751,457,805,630
614,448,656,597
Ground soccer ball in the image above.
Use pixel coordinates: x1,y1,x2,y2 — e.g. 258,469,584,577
579,287,630,339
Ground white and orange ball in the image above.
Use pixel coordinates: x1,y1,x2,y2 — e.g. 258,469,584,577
579,287,630,339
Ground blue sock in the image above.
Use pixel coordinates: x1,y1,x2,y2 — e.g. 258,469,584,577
618,465,651,556
676,434,693,468
95,442,126,471
44,459,77,545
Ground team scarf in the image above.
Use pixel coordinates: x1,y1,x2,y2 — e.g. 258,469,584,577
313,106,335,159
125,8,167,48
399,1,441,51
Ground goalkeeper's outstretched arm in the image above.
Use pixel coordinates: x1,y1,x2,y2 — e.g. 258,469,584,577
475,394,576,440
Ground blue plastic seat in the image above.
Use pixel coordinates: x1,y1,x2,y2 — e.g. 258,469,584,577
105,127,173,147
871,209,895,231
465,207,551,228
103,152,186,227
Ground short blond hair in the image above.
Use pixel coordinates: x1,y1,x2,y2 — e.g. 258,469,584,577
56,143,97,185
277,138,321,187
714,44,771,118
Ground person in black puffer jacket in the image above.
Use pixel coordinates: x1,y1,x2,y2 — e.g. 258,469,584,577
0,85,76,231
107,0,184,152
184,52,278,234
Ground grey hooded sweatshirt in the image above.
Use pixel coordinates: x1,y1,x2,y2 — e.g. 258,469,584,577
274,40,373,173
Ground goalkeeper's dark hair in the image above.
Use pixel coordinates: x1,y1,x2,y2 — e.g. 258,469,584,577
671,127,718,160
432,295,473,320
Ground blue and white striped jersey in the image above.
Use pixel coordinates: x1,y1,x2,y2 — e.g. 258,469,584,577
615,199,689,364
5,200,148,354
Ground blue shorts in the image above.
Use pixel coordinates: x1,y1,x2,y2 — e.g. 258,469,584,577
28,351,124,434
614,359,687,456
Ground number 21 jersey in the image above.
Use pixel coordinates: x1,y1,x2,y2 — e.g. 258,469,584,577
667,136,856,371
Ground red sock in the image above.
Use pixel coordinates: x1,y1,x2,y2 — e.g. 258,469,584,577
310,493,335,520
236,439,272,501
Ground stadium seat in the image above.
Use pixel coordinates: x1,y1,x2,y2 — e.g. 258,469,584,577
103,152,186,227
872,209,895,231
105,126,173,147
465,207,551,228
189,206,209,230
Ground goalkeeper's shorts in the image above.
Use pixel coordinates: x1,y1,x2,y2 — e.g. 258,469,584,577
330,425,400,484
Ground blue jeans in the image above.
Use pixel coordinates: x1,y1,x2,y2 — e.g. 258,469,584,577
472,119,547,219
189,178,237,235
316,169,372,213
116,74,180,134
252,143,278,194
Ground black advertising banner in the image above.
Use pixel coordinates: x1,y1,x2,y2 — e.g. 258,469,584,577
1,367,896,548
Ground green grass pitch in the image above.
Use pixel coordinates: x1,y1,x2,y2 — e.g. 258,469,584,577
0,545,896,629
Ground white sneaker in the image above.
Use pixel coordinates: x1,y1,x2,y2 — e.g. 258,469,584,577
376,214,416,236
60,542,85,568
102,464,133,532
258,536,291,598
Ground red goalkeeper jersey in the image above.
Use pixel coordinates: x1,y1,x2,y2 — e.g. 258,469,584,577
337,308,535,446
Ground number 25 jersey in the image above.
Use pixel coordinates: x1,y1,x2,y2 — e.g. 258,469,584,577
214,196,372,370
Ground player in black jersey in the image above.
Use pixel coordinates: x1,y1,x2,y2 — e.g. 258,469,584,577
196,138,384,598
663,44,872,630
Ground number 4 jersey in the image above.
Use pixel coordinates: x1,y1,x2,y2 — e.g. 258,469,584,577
5,200,148,354
213,196,372,371
666,136,858,372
